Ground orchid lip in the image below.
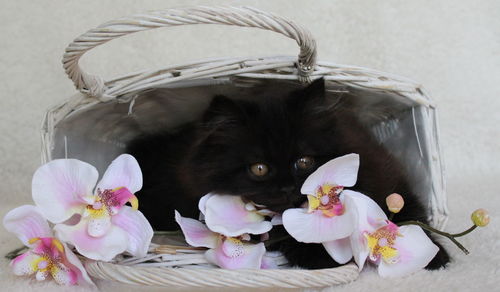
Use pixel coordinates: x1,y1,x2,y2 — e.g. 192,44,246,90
365,222,401,264
33,256,54,273
83,188,139,240
221,237,245,258
87,187,139,218
307,184,345,217
24,238,66,275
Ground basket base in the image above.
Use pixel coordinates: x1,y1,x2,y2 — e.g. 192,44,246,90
84,260,359,289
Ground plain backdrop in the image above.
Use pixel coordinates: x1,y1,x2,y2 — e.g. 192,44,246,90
0,0,498,291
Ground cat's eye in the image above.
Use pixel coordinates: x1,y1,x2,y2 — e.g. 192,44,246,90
295,156,315,170
249,163,269,177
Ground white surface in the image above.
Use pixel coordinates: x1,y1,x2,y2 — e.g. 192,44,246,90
0,0,499,291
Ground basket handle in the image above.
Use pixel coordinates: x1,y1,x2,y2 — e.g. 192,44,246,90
62,6,317,101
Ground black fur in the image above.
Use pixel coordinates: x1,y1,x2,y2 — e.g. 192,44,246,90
127,78,449,269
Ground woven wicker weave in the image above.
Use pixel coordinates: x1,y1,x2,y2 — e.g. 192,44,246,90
41,6,448,288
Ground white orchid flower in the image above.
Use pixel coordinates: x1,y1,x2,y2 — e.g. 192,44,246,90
3,205,94,286
348,195,439,277
282,153,361,264
32,154,153,261
199,193,273,237
175,211,266,269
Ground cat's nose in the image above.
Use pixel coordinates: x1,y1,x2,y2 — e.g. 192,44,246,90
280,185,295,193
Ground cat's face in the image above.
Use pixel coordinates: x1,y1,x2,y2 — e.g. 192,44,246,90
186,79,343,212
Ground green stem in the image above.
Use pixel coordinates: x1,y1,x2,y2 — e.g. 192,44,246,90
397,220,470,255
388,213,395,221
5,246,28,260
451,225,477,237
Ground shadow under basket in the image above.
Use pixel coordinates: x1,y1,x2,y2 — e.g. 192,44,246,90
41,6,448,288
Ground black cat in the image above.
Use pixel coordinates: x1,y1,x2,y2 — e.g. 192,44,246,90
127,78,449,269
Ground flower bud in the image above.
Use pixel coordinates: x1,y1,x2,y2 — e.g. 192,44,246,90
471,209,490,227
386,193,404,213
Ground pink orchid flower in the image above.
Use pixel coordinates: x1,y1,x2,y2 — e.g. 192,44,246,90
348,195,439,277
175,211,266,269
32,154,153,261
3,205,94,286
199,193,273,237
282,153,362,264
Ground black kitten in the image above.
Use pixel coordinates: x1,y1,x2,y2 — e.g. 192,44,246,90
127,78,449,270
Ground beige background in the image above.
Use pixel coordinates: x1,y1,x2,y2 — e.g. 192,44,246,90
0,0,499,291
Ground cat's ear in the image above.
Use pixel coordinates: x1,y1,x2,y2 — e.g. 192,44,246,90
202,95,244,125
287,77,326,109
303,78,326,100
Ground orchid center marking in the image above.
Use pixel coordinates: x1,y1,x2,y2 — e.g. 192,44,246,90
32,256,54,273
26,237,65,275
85,187,138,218
219,234,249,258
365,221,401,264
307,184,344,217
92,201,102,210
37,260,49,269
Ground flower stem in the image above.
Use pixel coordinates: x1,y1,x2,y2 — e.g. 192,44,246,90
389,213,395,221
397,220,470,255
5,246,28,260
451,225,477,237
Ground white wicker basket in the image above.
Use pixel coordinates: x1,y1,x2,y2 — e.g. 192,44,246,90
41,6,448,288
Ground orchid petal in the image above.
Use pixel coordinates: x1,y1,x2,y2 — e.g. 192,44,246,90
301,154,359,195
270,214,283,225
175,211,218,248
50,264,78,285
343,190,387,270
3,205,52,246
96,154,142,194
261,254,279,269
198,193,214,216
111,206,153,258
205,242,266,269
32,159,97,223
255,208,275,216
204,195,272,237
282,208,354,243
11,251,39,276
349,231,370,271
323,237,353,264
378,225,439,278
54,220,128,261
343,190,387,228
61,242,95,285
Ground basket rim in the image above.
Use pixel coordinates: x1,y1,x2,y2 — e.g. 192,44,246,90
85,55,436,107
